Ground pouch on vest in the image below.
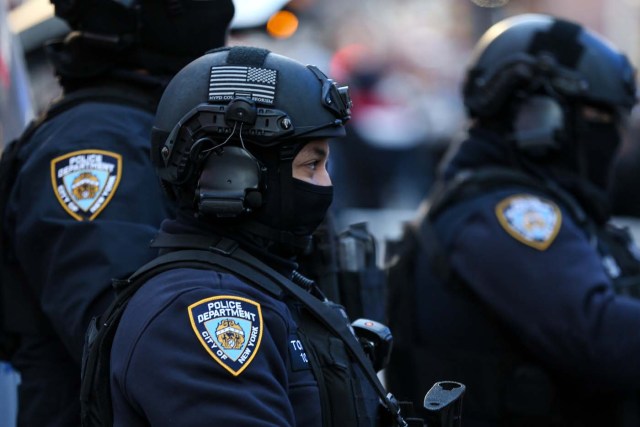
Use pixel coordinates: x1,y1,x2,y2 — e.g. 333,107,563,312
299,218,386,323
336,222,385,322
292,299,377,427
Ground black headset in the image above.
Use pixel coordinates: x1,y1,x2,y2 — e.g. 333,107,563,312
197,145,264,218
511,95,565,156
465,57,577,157
194,97,267,219
152,96,295,217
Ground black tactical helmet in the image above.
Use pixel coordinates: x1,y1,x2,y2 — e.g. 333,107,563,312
463,14,637,119
463,14,638,190
151,46,351,219
49,0,235,75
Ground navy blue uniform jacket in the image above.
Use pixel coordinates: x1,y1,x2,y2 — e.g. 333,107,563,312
5,100,173,426
110,260,322,426
398,127,640,426
428,185,640,385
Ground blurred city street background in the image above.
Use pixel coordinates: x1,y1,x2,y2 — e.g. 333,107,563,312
3,0,640,248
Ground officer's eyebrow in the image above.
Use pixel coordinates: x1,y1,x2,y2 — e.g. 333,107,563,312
311,146,328,158
296,143,329,161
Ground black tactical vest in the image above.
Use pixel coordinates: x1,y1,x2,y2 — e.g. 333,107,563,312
81,233,407,427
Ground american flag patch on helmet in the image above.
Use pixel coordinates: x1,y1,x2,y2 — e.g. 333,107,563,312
209,66,278,105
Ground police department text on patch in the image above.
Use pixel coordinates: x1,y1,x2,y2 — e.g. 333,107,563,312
51,149,122,221
189,295,263,376
496,194,562,251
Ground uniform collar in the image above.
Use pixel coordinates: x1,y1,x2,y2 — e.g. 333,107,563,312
159,215,299,277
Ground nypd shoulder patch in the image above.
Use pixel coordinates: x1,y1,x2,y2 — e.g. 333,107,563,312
188,295,263,376
50,149,122,221
495,194,562,250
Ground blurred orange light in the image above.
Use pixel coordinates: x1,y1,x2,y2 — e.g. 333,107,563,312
267,10,299,39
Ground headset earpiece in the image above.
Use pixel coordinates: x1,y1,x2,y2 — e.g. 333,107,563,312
512,95,565,156
196,98,263,217
465,57,567,157
196,146,264,218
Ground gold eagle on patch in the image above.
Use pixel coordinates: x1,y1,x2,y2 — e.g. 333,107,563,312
50,149,122,221
188,295,263,376
495,194,562,250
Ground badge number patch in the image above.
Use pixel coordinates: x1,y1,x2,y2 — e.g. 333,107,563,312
496,194,562,250
50,149,122,221
189,295,263,376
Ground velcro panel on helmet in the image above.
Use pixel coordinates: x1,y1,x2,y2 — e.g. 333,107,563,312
528,20,584,68
226,47,270,68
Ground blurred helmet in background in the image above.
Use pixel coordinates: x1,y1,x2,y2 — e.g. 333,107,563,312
462,13,637,188
49,0,235,76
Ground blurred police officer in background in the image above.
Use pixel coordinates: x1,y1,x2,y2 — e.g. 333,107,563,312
608,111,640,242
0,1,234,425
86,45,410,426
386,13,640,426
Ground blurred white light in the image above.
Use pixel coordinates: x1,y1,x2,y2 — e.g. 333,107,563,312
470,0,509,7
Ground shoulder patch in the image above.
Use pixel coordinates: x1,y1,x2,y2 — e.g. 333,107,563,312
188,295,263,376
50,149,122,221
495,194,562,250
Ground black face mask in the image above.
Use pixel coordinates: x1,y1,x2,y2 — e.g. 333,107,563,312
228,144,334,257
289,178,333,237
576,120,621,190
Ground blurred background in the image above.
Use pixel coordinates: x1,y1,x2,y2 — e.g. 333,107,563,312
3,0,640,240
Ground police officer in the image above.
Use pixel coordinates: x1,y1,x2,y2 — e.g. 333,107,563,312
0,1,233,425
386,14,640,426
106,46,405,427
